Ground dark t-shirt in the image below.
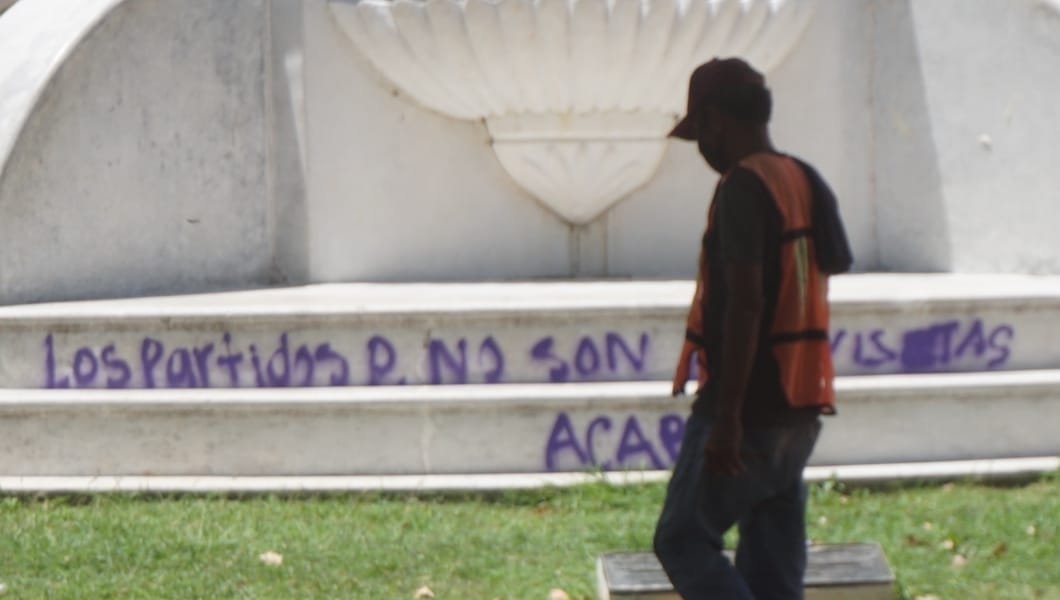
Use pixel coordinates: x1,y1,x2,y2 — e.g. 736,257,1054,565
694,165,821,428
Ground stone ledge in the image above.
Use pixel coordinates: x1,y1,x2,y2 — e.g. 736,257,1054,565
3,275,1057,387
0,373,1058,475
0,457,1055,493
3,368,1060,407
4,274,1060,320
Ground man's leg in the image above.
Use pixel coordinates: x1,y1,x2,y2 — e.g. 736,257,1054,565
733,420,821,600
734,478,809,600
653,414,764,600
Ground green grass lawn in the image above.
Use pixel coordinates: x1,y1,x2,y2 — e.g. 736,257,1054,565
0,472,1056,600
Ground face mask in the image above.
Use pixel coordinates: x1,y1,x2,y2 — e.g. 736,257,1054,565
697,135,727,173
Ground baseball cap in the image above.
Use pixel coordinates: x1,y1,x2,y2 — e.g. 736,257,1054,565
669,57,767,140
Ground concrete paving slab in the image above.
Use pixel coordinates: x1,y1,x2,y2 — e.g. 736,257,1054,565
597,543,895,600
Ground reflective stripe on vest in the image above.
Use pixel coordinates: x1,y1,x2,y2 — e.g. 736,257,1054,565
735,153,836,413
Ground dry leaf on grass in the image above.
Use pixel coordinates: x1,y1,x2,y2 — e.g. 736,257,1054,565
413,586,434,599
992,542,1008,558
258,551,283,566
904,534,926,547
548,588,571,600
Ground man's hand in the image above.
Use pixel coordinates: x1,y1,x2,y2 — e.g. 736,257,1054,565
671,341,695,396
705,414,745,476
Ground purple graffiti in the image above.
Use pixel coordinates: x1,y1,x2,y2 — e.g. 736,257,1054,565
479,336,505,384
367,335,405,385
72,347,98,387
45,330,653,389
140,337,164,388
831,319,1014,373
313,343,350,386
585,416,614,469
101,344,132,388
294,345,315,386
530,332,651,383
166,348,199,388
614,417,665,468
192,344,215,387
545,413,589,470
659,414,685,461
45,332,352,389
428,338,468,385
901,322,960,371
574,337,601,375
264,334,291,386
427,337,507,385
544,412,686,471
216,333,244,386
530,337,570,383
44,335,71,388
42,321,1012,390
606,332,650,373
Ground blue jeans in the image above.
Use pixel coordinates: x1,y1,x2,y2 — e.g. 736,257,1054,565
653,413,822,599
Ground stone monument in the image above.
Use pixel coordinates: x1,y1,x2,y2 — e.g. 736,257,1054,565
3,0,1059,305
1,0,1059,486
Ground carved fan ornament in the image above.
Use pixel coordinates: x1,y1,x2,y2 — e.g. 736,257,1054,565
329,0,816,225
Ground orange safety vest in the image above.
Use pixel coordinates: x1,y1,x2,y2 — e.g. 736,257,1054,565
682,152,836,413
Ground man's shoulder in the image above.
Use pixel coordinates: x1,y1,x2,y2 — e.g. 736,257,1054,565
718,165,776,218
721,165,770,198
736,152,819,177
730,152,829,210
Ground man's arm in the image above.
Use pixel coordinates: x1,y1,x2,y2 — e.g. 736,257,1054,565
705,262,764,475
673,264,709,396
705,170,768,476
716,263,765,420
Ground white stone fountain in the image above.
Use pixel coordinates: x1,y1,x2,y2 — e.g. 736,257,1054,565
2,0,1060,492
328,0,815,224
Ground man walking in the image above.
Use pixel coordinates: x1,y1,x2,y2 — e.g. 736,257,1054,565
653,58,851,599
